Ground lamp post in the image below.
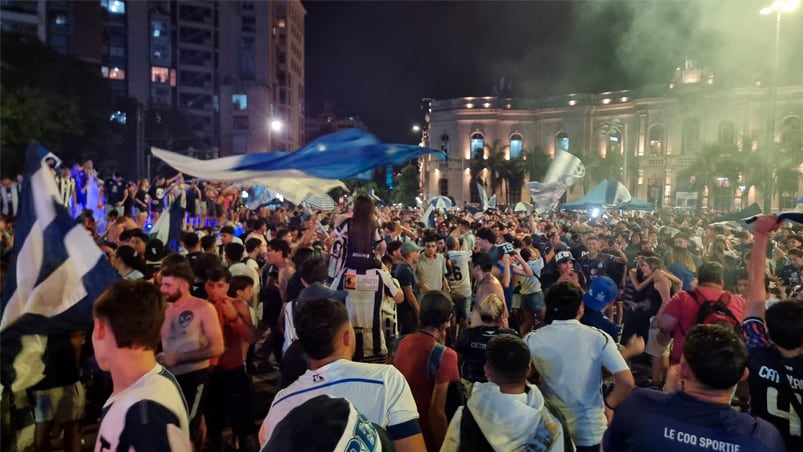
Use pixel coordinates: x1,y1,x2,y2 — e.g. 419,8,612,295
760,0,799,212
269,118,283,151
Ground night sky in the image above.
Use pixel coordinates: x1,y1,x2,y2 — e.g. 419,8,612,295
304,1,803,144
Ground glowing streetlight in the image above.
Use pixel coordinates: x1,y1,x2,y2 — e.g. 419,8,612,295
411,124,421,133
760,0,798,212
270,119,283,132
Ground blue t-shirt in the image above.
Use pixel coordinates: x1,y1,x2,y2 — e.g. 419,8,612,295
580,309,619,341
604,389,785,452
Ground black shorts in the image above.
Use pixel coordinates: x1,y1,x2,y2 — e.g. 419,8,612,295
176,368,211,429
202,366,255,436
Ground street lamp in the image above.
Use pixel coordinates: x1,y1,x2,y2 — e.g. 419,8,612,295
760,0,799,212
268,118,284,151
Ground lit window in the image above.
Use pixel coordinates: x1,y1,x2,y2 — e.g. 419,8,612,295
232,94,248,110
509,133,523,159
102,0,126,15
101,66,109,78
278,18,286,28
556,132,569,152
151,66,169,83
151,20,167,38
54,14,67,25
470,132,484,160
649,125,664,156
109,67,126,80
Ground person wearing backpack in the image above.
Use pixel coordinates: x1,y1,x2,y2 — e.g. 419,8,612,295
441,334,567,452
657,261,745,366
391,291,460,452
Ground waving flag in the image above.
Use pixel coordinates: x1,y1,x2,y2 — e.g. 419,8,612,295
544,150,586,186
301,192,336,211
150,197,184,252
151,130,445,203
1,144,120,393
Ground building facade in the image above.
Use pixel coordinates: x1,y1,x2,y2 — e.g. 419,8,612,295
424,63,803,212
2,0,306,175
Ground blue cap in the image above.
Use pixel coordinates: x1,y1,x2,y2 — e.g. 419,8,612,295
583,276,618,311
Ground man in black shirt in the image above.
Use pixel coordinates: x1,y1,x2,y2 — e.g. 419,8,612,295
104,171,127,216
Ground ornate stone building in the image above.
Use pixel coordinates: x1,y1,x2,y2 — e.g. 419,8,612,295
422,62,803,212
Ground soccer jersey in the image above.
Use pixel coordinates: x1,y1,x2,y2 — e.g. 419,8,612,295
603,389,785,452
260,359,421,445
344,268,402,362
525,319,628,447
743,317,803,451
578,253,624,284
446,250,472,299
95,364,191,452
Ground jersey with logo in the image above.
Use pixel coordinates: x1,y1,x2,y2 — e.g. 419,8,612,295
604,389,785,452
743,317,803,451
95,365,191,452
261,359,420,444
446,250,472,298
578,253,624,285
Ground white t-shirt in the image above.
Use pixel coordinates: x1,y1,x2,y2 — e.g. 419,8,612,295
525,319,629,447
95,364,191,452
260,359,420,446
446,250,472,298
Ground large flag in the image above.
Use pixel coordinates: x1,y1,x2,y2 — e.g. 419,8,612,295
527,181,567,214
0,144,120,392
476,182,497,211
544,150,586,186
150,197,184,252
151,129,447,203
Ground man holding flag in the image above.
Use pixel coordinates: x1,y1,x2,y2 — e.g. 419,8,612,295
1,144,120,449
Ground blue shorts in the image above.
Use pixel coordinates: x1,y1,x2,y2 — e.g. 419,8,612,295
520,291,545,312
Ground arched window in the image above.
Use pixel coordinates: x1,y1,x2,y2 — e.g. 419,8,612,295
439,178,448,196
470,132,484,160
718,120,735,145
649,125,665,155
607,129,622,157
782,116,801,152
681,117,700,154
555,132,570,152
509,133,523,160
440,134,450,154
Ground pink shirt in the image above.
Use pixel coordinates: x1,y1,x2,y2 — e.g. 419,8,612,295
663,286,745,364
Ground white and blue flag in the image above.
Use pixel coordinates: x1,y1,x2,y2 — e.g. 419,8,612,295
1,144,120,392
151,129,446,204
150,197,184,252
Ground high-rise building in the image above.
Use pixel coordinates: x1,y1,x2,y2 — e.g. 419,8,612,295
268,0,305,151
305,103,366,142
2,0,306,172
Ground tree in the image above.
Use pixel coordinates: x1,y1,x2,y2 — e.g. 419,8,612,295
391,163,420,207
677,142,741,212
0,32,131,177
524,146,551,182
500,158,528,204
482,140,507,198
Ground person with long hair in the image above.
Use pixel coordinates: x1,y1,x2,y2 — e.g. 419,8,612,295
110,245,147,280
328,195,386,290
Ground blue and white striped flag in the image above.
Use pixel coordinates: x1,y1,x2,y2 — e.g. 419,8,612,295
0,144,120,392
151,129,446,204
150,197,184,252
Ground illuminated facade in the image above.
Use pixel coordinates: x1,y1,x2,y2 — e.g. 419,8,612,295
424,62,803,211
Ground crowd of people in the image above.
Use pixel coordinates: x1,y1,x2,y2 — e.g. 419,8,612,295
1,165,802,452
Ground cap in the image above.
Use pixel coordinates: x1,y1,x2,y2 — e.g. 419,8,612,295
400,241,422,255
583,276,619,311
555,250,574,264
263,395,392,451
297,282,348,304
145,239,166,263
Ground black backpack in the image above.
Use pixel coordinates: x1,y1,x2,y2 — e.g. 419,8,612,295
690,289,741,332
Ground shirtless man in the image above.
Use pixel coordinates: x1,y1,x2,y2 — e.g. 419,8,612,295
158,262,224,451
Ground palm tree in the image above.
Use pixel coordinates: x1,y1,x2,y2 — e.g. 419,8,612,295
500,157,528,204
677,143,742,212
483,140,507,198
524,146,551,182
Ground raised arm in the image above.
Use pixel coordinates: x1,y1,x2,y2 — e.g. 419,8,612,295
748,215,780,320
